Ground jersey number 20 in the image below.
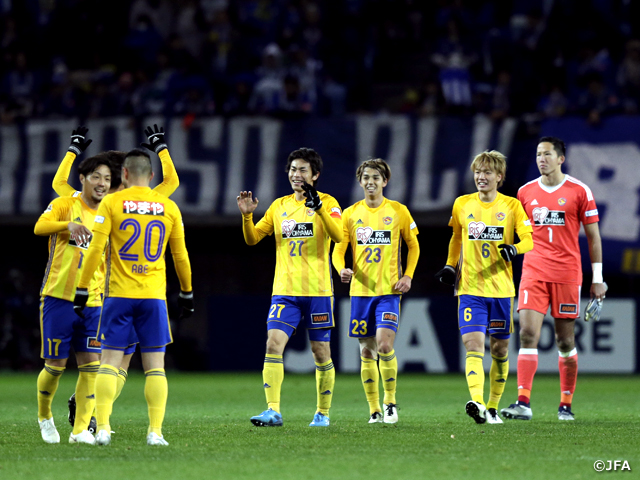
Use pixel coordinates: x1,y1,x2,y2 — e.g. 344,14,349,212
118,219,165,262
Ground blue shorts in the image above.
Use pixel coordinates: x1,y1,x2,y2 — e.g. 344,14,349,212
99,297,172,352
349,295,401,338
267,295,334,342
458,295,513,339
40,296,102,359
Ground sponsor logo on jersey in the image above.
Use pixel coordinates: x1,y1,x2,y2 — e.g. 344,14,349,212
489,320,506,329
559,303,578,314
87,337,101,349
94,215,105,224
532,207,565,226
496,212,505,221
123,200,165,216
356,227,392,245
311,312,330,324
467,222,504,241
381,312,398,324
531,199,539,205
383,216,392,225
585,209,598,217
467,213,475,219
306,208,315,216
281,219,314,238
69,236,91,250
558,197,567,206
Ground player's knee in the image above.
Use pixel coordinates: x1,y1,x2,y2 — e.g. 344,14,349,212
265,338,285,355
377,341,393,354
310,342,331,363
463,338,483,353
490,342,509,358
519,327,539,347
555,335,575,352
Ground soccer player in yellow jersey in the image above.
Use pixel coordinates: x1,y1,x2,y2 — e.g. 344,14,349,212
73,149,193,446
332,159,420,424
435,151,533,425
34,148,112,445
55,126,180,433
238,147,343,427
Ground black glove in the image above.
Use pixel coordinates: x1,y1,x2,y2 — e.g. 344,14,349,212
178,291,194,320
301,181,322,211
498,244,518,262
68,126,92,155
73,288,89,319
435,265,456,286
140,124,168,154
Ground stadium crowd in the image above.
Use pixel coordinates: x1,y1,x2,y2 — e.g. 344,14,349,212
2,0,640,124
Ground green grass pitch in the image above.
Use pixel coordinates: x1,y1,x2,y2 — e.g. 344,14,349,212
0,372,638,480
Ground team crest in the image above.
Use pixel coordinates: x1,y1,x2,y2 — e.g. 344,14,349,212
532,206,550,224
495,212,505,221
306,208,315,216
468,221,486,239
356,226,373,244
558,197,567,206
383,216,392,225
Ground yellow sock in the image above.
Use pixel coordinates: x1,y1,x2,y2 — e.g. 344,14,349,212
263,354,284,413
465,351,485,405
487,354,509,410
37,364,65,421
73,361,99,434
95,364,119,432
315,359,335,416
114,368,128,401
379,350,398,405
145,369,168,436
360,356,380,414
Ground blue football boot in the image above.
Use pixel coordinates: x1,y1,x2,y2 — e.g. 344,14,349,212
250,408,283,427
309,412,330,427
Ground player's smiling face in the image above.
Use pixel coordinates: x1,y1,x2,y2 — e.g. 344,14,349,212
288,159,318,193
81,164,111,203
359,167,388,199
474,162,501,194
536,141,564,175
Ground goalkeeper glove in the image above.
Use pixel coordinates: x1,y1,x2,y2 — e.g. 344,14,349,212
178,291,194,320
584,297,603,322
68,126,92,155
140,124,168,154
435,265,456,286
498,244,518,262
301,181,322,211
73,288,89,319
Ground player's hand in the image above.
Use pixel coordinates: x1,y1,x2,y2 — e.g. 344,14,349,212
237,191,259,214
178,291,194,320
140,124,168,154
435,265,456,286
498,244,518,262
394,275,412,293
73,288,89,319
591,281,608,302
68,222,92,246
340,268,354,283
68,126,92,155
301,181,322,211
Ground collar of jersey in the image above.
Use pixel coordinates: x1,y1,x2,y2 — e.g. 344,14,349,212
362,197,387,212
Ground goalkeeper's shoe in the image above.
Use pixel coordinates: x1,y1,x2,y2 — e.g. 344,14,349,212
368,412,383,423
68,393,76,427
486,408,504,424
309,412,330,427
465,401,487,424
250,408,283,427
558,405,575,421
500,402,532,420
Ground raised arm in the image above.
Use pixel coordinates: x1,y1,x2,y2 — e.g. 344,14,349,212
153,148,180,197
238,191,270,245
52,126,93,197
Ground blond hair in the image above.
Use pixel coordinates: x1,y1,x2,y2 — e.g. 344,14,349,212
470,150,506,187
356,158,391,183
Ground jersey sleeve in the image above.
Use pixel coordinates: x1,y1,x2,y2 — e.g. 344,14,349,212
34,198,71,235
445,199,462,267
91,196,113,237
168,203,192,292
331,207,351,272
318,195,343,243
52,152,79,197
244,203,274,245
400,205,420,278
579,185,599,225
153,149,180,197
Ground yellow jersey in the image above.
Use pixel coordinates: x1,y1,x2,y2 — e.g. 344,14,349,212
334,198,419,296
36,196,105,306
78,186,191,299
249,193,342,296
448,192,532,298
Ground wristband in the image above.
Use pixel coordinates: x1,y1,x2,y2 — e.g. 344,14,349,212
592,262,603,284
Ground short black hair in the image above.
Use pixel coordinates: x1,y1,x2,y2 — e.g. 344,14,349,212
123,148,152,177
105,150,126,189
285,148,323,185
539,136,566,157
78,153,113,178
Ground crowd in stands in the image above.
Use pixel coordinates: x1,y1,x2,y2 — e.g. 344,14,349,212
1,0,640,125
